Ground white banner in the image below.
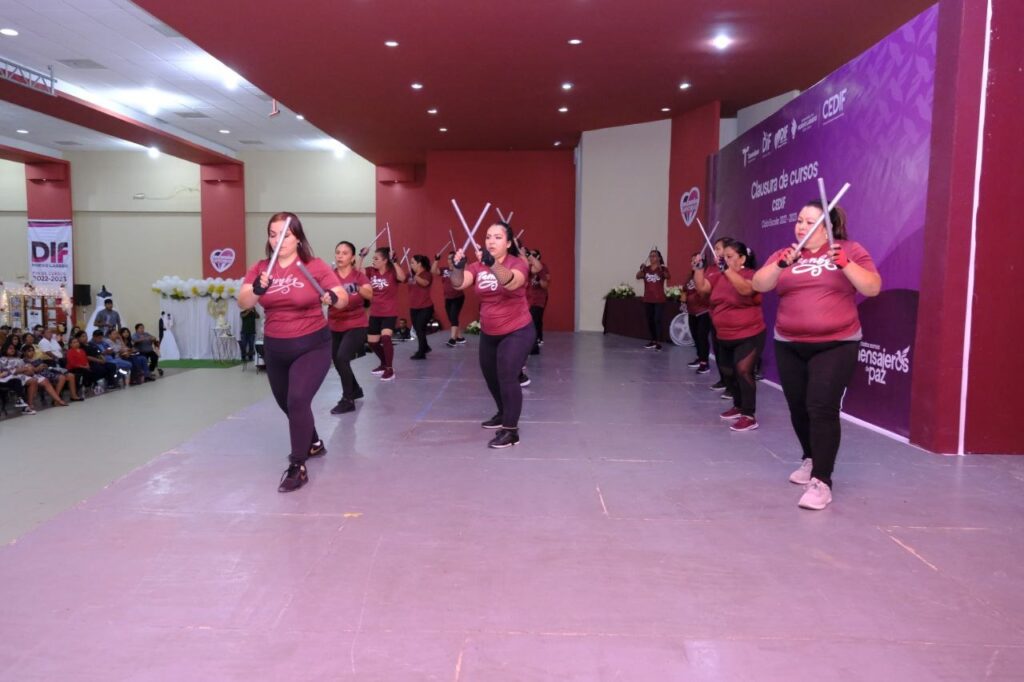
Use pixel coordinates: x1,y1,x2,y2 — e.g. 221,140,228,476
28,219,74,288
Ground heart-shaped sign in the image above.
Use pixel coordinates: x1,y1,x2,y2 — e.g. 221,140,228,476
210,248,236,273
679,187,700,226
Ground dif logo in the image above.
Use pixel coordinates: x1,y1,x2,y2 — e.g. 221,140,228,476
31,241,69,264
822,88,848,121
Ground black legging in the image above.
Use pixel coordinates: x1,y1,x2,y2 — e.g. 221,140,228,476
445,296,465,327
530,305,545,345
479,322,536,429
775,340,859,488
264,327,332,465
690,312,711,362
410,306,433,355
711,326,725,382
331,328,366,401
718,330,766,416
644,302,663,342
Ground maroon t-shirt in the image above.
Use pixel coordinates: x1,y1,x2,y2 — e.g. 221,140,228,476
244,257,339,339
684,276,710,315
772,240,878,342
709,268,765,340
467,255,532,336
368,267,400,317
526,264,550,308
328,268,370,332
640,266,671,303
439,266,464,300
409,271,434,309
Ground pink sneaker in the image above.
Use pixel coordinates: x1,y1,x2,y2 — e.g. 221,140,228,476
380,368,395,381
729,415,758,431
798,478,832,510
789,458,813,485
720,407,742,420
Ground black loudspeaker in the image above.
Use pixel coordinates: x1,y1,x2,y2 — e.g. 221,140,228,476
73,284,91,305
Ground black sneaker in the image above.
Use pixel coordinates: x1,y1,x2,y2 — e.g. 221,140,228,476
308,440,327,457
157,369,164,376
331,399,355,415
278,464,308,492
644,341,657,349
411,352,427,360
696,363,710,374
687,359,701,368
488,429,519,449
709,380,727,391
351,385,364,400
446,339,457,348
721,390,733,400
654,343,663,351
456,337,468,345
518,372,531,387
481,413,503,429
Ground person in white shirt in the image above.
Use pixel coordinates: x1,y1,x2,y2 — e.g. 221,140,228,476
37,327,64,362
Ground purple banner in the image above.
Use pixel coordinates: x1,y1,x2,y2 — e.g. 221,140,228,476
711,5,937,436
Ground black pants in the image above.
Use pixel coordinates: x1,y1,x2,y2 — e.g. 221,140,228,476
238,333,256,361
410,306,433,355
690,313,711,362
264,327,332,465
718,330,766,417
331,328,366,401
445,297,465,327
711,326,725,382
138,350,159,372
644,302,663,342
529,305,545,346
775,340,860,488
479,322,536,429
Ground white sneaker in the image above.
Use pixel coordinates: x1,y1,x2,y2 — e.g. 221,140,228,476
14,398,28,409
798,478,832,510
789,458,813,485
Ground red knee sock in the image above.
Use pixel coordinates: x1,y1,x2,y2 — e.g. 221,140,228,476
370,341,384,365
381,335,394,368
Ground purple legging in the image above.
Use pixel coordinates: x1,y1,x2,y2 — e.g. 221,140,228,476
263,326,332,464
479,322,537,429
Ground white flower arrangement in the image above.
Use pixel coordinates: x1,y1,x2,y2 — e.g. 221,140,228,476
152,276,244,301
665,285,683,301
465,320,482,335
604,283,638,299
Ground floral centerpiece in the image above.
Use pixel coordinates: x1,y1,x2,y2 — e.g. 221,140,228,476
604,283,637,299
465,320,482,335
665,285,683,301
152,276,242,300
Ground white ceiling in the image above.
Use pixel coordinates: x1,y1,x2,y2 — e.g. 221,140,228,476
0,0,340,153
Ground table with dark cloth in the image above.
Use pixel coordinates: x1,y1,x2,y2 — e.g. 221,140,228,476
601,298,682,340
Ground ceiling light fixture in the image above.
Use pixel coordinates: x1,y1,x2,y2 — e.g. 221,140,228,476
411,82,424,90
554,141,562,147
558,106,569,113
0,28,18,37
296,114,305,120
16,129,28,134
219,129,230,134
147,147,161,159
439,127,448,132
679,82,692,90
561,82,573,91
384,40,399,47
427,108,438,115
567,38,582,46
661,107,671,112
711,33,733,50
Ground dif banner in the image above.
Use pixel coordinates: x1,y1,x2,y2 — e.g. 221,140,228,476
28,219,74,289
710,5,937,436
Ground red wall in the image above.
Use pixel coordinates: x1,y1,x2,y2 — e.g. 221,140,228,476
667,102,721,275
376,151,576,330
199,164,247,279
964,0,1024,453
25,162,72,220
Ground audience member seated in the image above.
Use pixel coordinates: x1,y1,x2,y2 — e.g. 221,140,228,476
38,327,65,366
131,324,162,376
394,318,412,341
86,330,121,390
0,340,67,412
22,344,79,402
65,336,99,396
107,328,152,383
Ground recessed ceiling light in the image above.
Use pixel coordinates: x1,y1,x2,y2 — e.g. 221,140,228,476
384,40,399,47
427,108,438,115
218,129,230,134
568,38,582,46
296,114,305,120
0,28,19,37
558,106,569,113
679,82,692,90
661,107,671,112
147,147,161,159
439,127,448,132
561,82,573,91
554,141,562,147
711,33,733,50
411,82,424,90
16,129,28,134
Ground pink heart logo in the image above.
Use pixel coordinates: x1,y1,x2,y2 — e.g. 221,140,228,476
679,187,700,226
210,248,236,273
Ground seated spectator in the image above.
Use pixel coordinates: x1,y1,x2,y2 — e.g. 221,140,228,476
394,318,412,341
22,332,37,349
37,327,64,365
0,340,67,410
0,359,30,413
130,324,162,377
106,328,152,383
86,330,121,389
65,336,99,396
22,344,80,401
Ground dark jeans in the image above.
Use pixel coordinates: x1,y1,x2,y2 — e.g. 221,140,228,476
775,340,860,488
718,330,766,417
139,350,160,372
264,327,332,465
238,333,256,361
331,328,366,401
690,312,711,362
444,296,465,327
529,305,545,346
644,302,663,342
479,322,536,429
410,306,433,355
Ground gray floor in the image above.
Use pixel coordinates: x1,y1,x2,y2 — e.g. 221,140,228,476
1,332,1023,681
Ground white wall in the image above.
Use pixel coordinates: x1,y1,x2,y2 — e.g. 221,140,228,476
736,91,800,136
0,160,28,281
720,118,739,149
576,120,671,331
